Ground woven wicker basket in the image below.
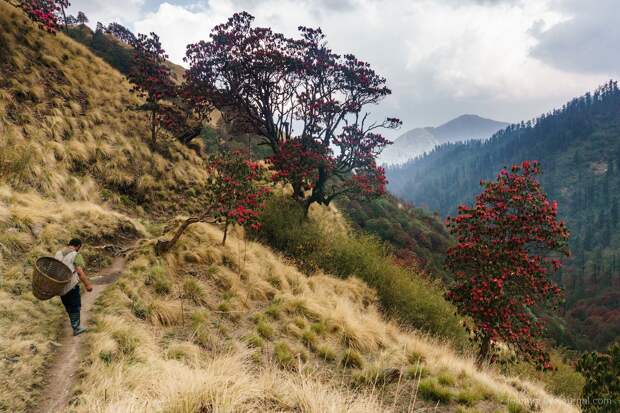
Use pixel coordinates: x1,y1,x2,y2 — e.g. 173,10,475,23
32,257,73,300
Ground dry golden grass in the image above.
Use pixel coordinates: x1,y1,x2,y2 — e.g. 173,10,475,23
0,186,145,411
70,222,580,413
0,1,208,212
0,6,210,408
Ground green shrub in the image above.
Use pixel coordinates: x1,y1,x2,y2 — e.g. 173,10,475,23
310,321,327,335
217,301,231,313
251,313,265,324
577,343,620,413
257,197,327,273
340,349,364,369
243,334,264,348
265,300,283,319
405,364,430,379
274,341,294,369
317,345,337,362
353,366,401,385
266,274,282,289
407,350,425,364
501,349,585,400
257,196,468,348
293,317,306,329
284,298,320,320
301,330,317,349
146,265,171,295
455,388,482,406
112,329,140,357
438,371,456,386
418,378,453,403
507,401,526,413
205,265,218,277
99,351,114,365
182,278,205,304
131,299,150,320
257,320,275,339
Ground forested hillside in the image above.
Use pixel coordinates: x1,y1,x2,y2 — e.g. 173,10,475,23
336,194,451,280
388,81,620,350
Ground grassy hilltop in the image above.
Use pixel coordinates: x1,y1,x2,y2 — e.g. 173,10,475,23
0,2,582,412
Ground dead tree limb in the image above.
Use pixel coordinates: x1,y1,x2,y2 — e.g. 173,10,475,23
155,209,215,255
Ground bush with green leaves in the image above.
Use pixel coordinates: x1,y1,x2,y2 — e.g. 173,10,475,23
576,343,620,413
257,196,468,348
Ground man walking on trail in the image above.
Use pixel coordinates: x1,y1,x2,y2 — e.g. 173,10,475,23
55,238,93,336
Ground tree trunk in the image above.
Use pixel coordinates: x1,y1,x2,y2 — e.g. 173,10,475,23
151,109,157,147
476,334,492,367
303,198,313,218
61,5,68,32
302,165,329,217
155,217,200,255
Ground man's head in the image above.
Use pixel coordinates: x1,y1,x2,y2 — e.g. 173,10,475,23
68,238,82,251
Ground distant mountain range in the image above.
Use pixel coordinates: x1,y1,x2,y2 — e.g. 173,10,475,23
380,114,508,165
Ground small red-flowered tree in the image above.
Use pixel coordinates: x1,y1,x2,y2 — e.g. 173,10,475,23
18,0,65,33
127,32,177,147
184,13,400,214
104,25,207,145
445,161,570,368
155,151,270,253
207,151,270,245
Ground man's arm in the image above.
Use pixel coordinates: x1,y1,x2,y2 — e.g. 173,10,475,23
74,255,93,293
76,266,93,291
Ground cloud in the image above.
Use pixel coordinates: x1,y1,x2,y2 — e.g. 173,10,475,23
86,0,613,136
530,0,620,74
67,0,147,26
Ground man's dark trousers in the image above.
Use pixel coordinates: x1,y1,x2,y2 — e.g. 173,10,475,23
60,285,81,332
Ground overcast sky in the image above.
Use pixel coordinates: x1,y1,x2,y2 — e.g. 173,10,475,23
69,0,619,138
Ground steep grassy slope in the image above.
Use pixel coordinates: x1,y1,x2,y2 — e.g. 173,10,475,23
0,2,205,410
74,222,577,413
0,2,207,213
0,3,581,412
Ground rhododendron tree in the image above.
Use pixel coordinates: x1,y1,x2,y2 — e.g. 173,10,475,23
109,26,207,146
577,343,620,413
156,151,270,253
184,12,400,213
207,151,270,245
127,32,177,147
445,161,570,368
18,0,65,33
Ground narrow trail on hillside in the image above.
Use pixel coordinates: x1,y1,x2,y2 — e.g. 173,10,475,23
35,248,132,413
